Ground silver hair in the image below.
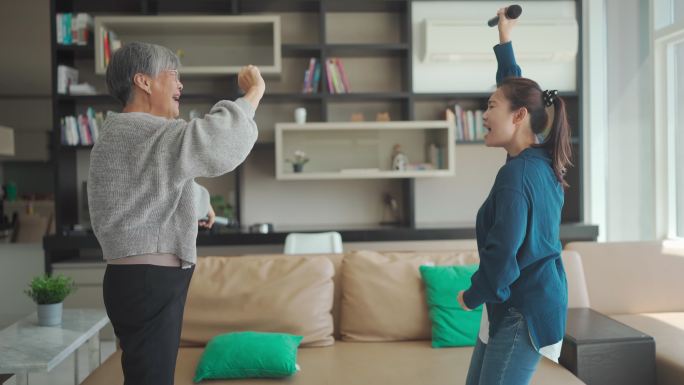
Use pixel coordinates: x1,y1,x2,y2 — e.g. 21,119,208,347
105,41,180,105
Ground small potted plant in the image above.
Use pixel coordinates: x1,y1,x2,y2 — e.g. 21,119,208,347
25,274,76,326
286,150,309,173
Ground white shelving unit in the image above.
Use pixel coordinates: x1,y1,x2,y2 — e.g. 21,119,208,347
94,15,281,76
275,121,455,180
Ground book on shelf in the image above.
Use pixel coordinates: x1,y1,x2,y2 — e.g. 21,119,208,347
60,107,103,146
69,83,97,95
451,104,486,142
57,65,78,95
427,143,447,169
101,27,123,69
302,57,321,94
325,57,351,94
56,13,93,45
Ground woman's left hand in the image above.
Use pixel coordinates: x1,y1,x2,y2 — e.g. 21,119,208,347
199,205,216,229
497,7,518,44
457,290,472,311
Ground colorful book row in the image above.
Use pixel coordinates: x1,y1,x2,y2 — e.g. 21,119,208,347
61,108,103,146
56,13,93,46
302,57,352,94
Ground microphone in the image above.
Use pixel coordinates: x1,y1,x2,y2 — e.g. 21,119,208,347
487,5,522,27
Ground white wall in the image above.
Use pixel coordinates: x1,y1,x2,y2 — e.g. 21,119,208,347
414,145,505,225
582,0,608,241
582,0,659,242
603,0,656,240
241,147,403,227
677,41,684,236
0,244,45,328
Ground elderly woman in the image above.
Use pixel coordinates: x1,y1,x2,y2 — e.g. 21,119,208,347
87,41,263,385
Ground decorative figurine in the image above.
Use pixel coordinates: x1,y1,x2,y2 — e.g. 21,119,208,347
391,144,408,171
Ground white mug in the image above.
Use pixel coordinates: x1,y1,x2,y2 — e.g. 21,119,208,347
294,107,307,124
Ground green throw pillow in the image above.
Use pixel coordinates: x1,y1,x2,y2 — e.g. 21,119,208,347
419,264,483,348
193,331,303,382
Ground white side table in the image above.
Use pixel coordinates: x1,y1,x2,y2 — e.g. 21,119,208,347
0,309,109,385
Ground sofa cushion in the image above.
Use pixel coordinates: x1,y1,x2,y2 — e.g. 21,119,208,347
419,264,482,347
181,255,335,347
214,253,346,340
82,342,586,385
610,312,684,385
565,241,684,314
193,332,303,381
340,250,479,341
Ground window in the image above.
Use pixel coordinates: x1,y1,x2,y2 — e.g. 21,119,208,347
653,0,684,238
655,0,684,29
676,41,684,237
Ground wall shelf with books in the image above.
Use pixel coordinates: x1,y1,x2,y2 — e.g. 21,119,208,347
47,0,586,265
275,121,454,180
319,56,408,95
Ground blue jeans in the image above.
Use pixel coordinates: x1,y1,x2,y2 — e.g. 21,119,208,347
465,307,541,385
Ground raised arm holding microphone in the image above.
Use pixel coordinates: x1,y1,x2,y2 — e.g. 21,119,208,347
456,7,573,385
87,41,264,385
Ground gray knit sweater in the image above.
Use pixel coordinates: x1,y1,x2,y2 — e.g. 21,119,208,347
88,98,257,267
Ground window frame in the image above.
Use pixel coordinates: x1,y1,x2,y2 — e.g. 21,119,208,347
653,4,684,239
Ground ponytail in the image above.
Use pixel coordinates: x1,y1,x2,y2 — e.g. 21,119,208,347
542,96,573,189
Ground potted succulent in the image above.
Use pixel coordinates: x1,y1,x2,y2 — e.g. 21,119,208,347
25,274,76,326
286,150,309,173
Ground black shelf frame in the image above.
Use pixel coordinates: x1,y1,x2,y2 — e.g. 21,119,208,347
49,0,586,264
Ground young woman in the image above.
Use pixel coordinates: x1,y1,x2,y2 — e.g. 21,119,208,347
456,8,572,385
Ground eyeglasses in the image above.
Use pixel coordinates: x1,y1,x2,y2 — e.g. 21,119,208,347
166,69,181,83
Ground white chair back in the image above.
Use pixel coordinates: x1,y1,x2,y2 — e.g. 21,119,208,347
284,232,343,255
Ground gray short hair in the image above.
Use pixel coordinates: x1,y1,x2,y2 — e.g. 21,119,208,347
106,42,180,105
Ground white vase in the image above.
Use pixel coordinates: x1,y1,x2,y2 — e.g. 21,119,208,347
294,107,307,124
37,302,63,326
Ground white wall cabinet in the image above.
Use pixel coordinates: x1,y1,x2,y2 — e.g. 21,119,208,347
94,15,281,76
275,121,455,180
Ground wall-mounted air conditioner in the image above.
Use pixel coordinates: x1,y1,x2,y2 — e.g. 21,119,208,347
411,0,579,93
422,19,578,64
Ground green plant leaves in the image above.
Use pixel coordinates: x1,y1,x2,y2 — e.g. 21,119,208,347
24,274,76,305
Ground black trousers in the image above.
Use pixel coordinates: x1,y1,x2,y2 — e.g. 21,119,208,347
103,264,195,385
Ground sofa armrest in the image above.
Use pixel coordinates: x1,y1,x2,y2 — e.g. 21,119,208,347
0,373,12,385
560,308,656,385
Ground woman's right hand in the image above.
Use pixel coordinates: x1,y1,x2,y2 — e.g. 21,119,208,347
238,65,265,109
497,7,518,44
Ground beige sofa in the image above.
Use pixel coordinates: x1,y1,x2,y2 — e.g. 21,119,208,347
82,250,586,385
565,241,684,385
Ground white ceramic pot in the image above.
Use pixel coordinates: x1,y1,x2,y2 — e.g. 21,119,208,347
37,302,63,326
